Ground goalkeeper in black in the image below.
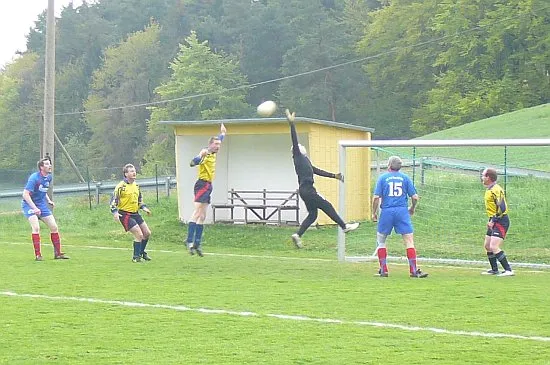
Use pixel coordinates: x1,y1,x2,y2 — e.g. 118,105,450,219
286,109,359,248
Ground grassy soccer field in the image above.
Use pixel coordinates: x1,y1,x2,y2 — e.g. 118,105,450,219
0,194,549,364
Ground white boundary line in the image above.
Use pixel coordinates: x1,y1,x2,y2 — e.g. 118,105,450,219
1,290,549,343
1,241,548,273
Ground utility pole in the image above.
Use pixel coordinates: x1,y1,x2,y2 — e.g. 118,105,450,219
43,0,56,196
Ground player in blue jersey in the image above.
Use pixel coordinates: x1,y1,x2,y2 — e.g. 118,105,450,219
21,157,69,261
480,168,513,276
371,156,427,278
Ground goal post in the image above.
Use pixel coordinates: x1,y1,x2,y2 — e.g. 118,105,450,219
337,138,550,267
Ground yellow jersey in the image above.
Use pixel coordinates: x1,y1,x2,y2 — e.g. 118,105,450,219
110,179,144,213
194,153,217,182
484,183,508,219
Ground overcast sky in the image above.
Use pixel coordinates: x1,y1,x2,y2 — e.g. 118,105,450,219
0,0,83,68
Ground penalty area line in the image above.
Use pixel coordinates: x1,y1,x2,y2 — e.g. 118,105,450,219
1,290,549,343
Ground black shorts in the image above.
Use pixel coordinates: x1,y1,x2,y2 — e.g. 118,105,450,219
119,211,144,232
486,215,510,239
194,179,213,203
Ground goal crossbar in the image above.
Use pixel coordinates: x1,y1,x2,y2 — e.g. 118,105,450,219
339,138,550,148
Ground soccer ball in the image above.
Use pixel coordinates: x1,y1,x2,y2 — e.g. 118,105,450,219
257,100,277,117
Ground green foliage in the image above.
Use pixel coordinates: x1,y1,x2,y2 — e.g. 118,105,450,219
84,23,168,174
0,75,20,168
356,0,442,137
278,0,367,124
144,31,250,171
411,0,550,134
214,1,293,105
2,0,550,174
0,54,43,168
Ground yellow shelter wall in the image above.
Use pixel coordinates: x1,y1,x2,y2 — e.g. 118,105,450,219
308,125,371,225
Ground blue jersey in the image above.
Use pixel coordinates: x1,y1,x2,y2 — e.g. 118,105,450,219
23,172,52,205
374,171,417,209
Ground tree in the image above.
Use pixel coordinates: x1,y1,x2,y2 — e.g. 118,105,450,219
355,0,441,138
412,0,550,134
84,23,168,174
277,0,367,124
211,0,295,106
145,31,251,171
0,54,43,168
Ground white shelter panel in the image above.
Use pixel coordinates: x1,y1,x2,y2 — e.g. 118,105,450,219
176,135,229,223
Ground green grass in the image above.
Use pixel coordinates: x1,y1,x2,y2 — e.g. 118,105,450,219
1,194,549,364
375,103,550,170
2,105,550,363
419,103,550,139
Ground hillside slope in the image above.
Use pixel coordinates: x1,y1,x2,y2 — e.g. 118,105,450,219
418,103,550,139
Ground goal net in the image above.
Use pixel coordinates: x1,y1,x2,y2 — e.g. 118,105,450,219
337,139,550,269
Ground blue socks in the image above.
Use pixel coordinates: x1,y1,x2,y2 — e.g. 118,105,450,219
187,222,204,247
487,251,498,271
140,238,149,254
495,251,512,271
133,241,141,258
187,222,197,243
194,224,204,247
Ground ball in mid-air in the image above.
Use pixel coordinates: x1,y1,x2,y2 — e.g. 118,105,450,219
257,100,277,117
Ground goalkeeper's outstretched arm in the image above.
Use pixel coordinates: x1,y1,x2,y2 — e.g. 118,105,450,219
286,109,300,157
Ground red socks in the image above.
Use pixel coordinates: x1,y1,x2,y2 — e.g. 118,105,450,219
32,233,41,256
51,232,61,256
377,247,388,273
406,247,417,274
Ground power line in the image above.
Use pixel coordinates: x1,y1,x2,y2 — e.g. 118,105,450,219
54,3,550,117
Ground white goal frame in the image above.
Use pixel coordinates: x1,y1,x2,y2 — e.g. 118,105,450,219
337,138,550,268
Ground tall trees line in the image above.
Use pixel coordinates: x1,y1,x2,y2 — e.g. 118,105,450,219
0,0,548,179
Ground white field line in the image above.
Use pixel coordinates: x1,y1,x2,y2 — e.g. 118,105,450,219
1,290,549,343
0,240,548,273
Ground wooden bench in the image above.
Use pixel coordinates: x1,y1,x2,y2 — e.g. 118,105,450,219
211,189,300,226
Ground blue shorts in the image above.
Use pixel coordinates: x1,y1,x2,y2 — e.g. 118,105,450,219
377,206,413,235
22,201,52,218
194,179,212,204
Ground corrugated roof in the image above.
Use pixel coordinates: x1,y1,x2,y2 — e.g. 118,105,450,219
160,117,374,133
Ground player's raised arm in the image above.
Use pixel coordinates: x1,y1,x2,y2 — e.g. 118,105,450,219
220,123,226,141
285,109,300,156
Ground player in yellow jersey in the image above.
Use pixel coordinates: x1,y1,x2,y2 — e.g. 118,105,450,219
110,164,152,263
480,168,513,276
186,123,226,256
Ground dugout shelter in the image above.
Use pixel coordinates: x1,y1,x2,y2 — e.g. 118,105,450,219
161,117,373,225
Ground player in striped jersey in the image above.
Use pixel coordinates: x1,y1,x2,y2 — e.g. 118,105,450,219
110,164,152,262
186,123,226,256
480,168,514,276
